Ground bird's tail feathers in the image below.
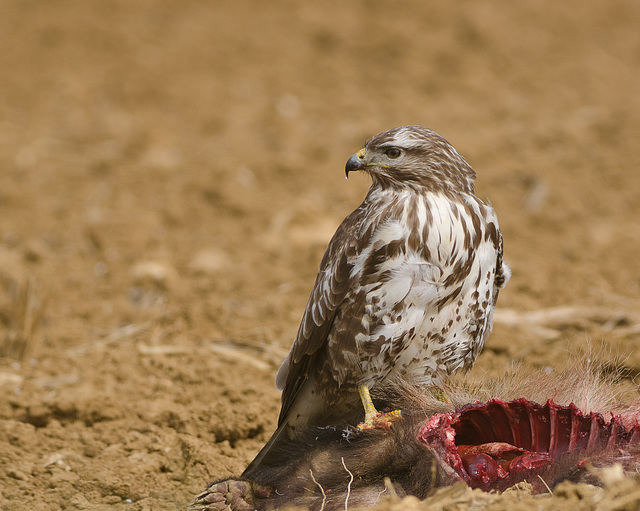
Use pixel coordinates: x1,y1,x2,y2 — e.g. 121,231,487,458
241,416,291,478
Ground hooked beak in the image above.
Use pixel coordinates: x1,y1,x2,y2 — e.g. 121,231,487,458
345,148,366,178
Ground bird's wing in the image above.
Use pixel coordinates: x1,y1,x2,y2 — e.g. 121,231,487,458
276,204,372,425
494,228,511,292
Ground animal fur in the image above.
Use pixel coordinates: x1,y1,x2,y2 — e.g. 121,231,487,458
189,357,640,511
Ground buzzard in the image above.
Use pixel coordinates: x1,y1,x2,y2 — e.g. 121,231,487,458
245,125,510,472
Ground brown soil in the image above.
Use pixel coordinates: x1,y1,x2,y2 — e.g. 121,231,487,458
1,1,639,510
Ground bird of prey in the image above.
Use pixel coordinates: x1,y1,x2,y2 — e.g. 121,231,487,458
245,125,510,473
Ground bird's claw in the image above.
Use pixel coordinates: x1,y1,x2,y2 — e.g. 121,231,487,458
357,409,402,431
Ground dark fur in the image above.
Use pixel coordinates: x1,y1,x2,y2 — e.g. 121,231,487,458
190,365,640,510
190,419,640,511
191,412,459,511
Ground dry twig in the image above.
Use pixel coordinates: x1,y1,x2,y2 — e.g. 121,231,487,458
494,305,640,359
341,457,353,510
309,469,327,511
1,277,44,360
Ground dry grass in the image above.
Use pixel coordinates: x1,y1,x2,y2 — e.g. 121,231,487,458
0,277,44,360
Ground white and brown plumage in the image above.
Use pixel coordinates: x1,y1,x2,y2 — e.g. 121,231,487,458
245,125,510,472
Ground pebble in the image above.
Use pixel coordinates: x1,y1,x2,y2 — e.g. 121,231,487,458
130,260,179,289
188,248,227,275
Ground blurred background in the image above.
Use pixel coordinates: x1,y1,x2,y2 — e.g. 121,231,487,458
1,1,639,509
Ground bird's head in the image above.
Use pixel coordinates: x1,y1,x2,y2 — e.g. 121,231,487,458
345,126,477,193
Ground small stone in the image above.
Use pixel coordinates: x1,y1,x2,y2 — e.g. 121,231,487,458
6,468,29,481
69,493,90,509
130,260,179,289
101,495,122,504
49,468,79,484
188,248,228,275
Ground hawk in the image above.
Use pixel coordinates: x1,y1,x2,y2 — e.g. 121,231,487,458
245,125,510,473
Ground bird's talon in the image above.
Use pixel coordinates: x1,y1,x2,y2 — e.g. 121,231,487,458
357,409,402,431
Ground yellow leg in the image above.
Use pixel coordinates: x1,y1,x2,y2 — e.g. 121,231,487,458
357,384,401,430
358,384,379,424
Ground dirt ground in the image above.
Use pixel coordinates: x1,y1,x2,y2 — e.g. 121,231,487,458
1,1,640,510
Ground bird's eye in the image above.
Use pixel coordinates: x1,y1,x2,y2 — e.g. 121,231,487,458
385,147,402,159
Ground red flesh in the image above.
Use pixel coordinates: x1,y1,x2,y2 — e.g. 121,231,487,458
418,398,640,489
